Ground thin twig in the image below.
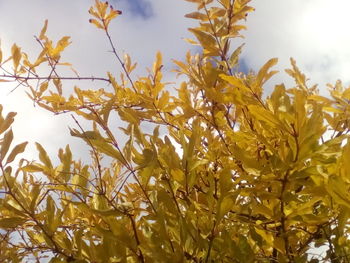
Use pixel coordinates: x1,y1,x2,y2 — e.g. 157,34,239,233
104,27,137,93
70,114,104,194
0,74,111,83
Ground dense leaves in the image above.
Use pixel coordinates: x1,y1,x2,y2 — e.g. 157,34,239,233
1,0,350,262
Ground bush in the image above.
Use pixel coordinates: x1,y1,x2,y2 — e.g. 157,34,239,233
1,0,350,262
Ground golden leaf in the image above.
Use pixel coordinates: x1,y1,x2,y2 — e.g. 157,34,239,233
89,18,104,29
39,19,48,40
11,43,21,72
5,141,28,165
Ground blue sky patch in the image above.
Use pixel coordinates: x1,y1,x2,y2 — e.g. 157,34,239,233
117,0,153,19
237,58,250,74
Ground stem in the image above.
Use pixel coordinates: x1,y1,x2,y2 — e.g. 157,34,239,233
203,2,233,75
128,214,145,263
205,220,217,263
103,26,137,93
71,114,104,194
280,169,292,262
0,74,111,83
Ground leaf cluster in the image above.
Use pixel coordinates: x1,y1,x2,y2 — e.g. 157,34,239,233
1,0,350,262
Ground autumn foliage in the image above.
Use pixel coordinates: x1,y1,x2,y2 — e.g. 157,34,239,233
1,0,350,262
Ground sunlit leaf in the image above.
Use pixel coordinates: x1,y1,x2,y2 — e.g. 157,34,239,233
5,141,28,165
0,217,26,229
39,19,48,40
11,44,21,72
0,129,13,160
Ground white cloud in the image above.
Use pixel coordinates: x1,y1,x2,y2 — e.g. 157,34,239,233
244,0,350,91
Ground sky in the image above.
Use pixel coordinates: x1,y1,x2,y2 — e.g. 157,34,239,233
1,0,350,162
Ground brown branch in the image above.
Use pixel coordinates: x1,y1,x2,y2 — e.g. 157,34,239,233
128,214,145,263
0,74,111,83
70,114,104,194
103,25,137,93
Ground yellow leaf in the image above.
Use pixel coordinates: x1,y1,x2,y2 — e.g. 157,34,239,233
89,18,104,29
96,0,108,17
11,43,21,72
39,19,48,40
88,6,100,19
124,53,131,72
39,82,49,95
5,141,28,165
326,176,350,209
104,8,122,28
56,62,72,66
219,169,233,195
46,195,59,233
35,142,53,169
21,163,44,173
50,36,71,59
92,139,127,165
185,12,207,20
157,91,170,110
209,7,226,19
58,145,72,182
183,38,199,45
256,58,278,87
323,106,343,113
255,227,274,246
220,74,249,92
229,43,245,68
342,87,350,100
0,111,16,135
53,78,62,95
285,58,307,91
248,105,280,127
217,195,234,221
0,129,13,160
178,82,191,105
188,28,217,52
171,169,185,184
118,108,140,124
29,184,41,212
0,217,26,229
273,237,286,253
153,51,163,74
254,203,273,218
70,129,100,140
